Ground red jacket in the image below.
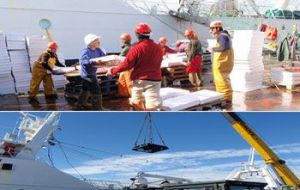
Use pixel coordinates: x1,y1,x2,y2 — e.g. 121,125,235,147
161,45,177,55
112,39,163,81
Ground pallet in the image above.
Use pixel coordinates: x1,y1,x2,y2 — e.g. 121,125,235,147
64,74,119,99
167,65,189,81
276,83,300,90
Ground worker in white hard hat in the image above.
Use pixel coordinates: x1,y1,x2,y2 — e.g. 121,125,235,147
77,33,107,110
209,20,234,106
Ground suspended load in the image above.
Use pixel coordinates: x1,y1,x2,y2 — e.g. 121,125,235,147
132,113,168,153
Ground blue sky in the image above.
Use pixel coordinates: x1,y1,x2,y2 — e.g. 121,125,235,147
0,112,299,184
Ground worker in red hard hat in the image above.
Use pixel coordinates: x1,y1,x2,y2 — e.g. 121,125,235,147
29,41,65,103
209,20,234,106
107,23,163,110
158,37,177,55
184,28,203,87
118,33,133,97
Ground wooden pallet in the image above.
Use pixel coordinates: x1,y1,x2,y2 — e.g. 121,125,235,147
167,65,189,81
64,75,119,99
276,83,300,90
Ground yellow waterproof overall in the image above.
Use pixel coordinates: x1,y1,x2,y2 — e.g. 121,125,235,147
212,39,234,102
29,53,56,97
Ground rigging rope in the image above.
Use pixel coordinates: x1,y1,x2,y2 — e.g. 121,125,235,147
134,114,148,146
134,113,168,146
47,147,55,168
152,116,167,146
58,142,86,180
58,141,123,157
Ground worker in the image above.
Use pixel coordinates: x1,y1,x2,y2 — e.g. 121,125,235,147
77,33,107,110
107,23,163,110
209,20,234,105
185,28,203,87
28,41,64,102
158,37,177,55
118,33,133,97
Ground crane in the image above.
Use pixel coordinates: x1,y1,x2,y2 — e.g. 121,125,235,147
223,112,300,190
131,172,192,189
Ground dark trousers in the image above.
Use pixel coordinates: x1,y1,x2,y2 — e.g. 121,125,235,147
81,75,101,95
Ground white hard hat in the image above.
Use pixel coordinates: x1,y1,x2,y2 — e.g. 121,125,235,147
84,33,100,46
210,20,223,28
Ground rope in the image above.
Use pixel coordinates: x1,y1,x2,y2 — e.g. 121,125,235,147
58,142,85,180
148,113,153,144
134,114,148,146
61,145,104,160
58,141,122,157
152,115,167,146
47,147,55,168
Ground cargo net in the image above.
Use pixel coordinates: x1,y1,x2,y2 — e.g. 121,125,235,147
132,113,168,153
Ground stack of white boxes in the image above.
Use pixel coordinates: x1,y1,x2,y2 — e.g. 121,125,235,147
271,67,300,88
0,33,15,94
26,35,48,68
7,33,32,93
230,30,265,92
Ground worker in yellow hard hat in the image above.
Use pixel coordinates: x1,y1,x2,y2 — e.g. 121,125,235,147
209,21,234,105
28,41,65,103
118,33,133,97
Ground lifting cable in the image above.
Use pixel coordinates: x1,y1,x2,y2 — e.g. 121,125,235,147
132,113,168,153
134,114,149,146
152,115,167,147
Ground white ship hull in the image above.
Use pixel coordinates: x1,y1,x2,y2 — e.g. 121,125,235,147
0,157,96,190
0,0,209,60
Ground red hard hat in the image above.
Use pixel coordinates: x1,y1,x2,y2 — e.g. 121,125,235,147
120,33,132,41
159,37,167,45
134,23,152,34
184,29,194,38
48,42,58,50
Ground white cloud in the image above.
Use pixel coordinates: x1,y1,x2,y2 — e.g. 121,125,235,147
61,143,300,183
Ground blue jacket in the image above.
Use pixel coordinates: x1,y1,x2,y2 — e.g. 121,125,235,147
79,47,106,77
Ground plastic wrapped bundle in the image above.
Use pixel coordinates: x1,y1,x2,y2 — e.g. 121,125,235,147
161,53,187,68
52,66,76,75
90,55,125,67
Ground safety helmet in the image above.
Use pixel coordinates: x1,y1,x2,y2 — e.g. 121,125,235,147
120,33,132,41
48,42,58,50
159,37,168,45
184,29,194,38
84,34,100,46
210,20,223,28
134,23,152,34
